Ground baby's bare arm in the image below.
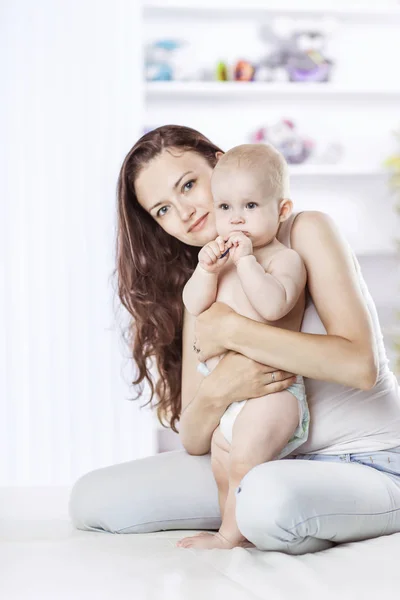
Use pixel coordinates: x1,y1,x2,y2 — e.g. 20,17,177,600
235,249,306,321
182,264,218,316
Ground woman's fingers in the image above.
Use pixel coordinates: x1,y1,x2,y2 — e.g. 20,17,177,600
265,370,296,382
262,370,297,391
263,377,297,394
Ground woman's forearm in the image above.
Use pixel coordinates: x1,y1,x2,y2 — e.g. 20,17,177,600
226,314,377,390
179,376,228,456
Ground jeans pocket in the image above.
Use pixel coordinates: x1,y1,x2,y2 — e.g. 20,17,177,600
352,450,400,478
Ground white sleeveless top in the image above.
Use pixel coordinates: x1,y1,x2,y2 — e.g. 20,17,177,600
278,212,400,454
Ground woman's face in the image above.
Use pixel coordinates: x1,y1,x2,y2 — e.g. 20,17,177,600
135,148,219,247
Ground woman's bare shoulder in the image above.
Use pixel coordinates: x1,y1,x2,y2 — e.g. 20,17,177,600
291,210,346,254
292,210,332,231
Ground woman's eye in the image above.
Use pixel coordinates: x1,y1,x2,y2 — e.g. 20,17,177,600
156,206,168,217
246,202,257,209
183,179,195,192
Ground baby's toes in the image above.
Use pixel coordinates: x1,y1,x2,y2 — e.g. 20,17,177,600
176,536,194,548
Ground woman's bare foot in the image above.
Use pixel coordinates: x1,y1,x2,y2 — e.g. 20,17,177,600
176,531,255,550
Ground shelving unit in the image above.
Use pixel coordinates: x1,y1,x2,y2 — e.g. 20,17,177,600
146,82,400,100
144,2,400,23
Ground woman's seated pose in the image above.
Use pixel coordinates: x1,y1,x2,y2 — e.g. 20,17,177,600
69,125,400,555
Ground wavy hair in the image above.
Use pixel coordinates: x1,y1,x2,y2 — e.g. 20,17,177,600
115,125,223,433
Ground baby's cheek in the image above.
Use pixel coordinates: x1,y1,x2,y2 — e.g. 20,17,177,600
215,216,230,238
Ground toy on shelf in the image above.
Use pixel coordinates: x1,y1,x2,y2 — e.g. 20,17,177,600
250,119,344,165
233,60,256,82
145,39,202,82
216,61,229,81
255,17,336,83
250,119,314,164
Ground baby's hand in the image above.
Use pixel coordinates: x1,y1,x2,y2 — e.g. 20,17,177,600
198,235,230,274
226,231,253,265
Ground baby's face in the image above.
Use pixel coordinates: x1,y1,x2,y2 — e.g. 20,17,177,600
211,168,281,247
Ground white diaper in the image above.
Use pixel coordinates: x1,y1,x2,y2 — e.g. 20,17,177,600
197,360,310,457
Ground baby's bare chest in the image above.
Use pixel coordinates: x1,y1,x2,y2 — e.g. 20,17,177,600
216,258,305,331
216,262,266,322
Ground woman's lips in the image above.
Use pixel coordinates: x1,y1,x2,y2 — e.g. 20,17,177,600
189,213,209,232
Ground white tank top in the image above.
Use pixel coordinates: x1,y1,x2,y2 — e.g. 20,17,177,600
278,212,400,454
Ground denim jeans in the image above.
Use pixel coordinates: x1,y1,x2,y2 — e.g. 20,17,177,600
235,445,400,554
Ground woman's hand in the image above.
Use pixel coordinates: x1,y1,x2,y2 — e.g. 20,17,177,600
194,302,236,361
208,351,297,406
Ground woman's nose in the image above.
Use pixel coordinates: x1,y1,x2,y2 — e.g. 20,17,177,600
178,203,196,221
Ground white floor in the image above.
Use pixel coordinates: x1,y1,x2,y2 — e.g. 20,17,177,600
2,486,400,600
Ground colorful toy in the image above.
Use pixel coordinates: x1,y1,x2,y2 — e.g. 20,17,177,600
216,61,229,81
255,17,336,83
145,40,179,81
250,119,314,164
234,60,255,82
145,39,202,82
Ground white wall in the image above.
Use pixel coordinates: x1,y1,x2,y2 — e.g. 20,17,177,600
0,0,155,486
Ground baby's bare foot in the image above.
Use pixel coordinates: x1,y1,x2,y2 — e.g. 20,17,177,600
176,531,237,550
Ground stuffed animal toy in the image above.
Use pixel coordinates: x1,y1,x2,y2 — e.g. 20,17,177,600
250,119,314,164
255,17,336,83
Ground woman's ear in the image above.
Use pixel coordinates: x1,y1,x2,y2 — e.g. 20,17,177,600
215,151,224,162
278,198,293,222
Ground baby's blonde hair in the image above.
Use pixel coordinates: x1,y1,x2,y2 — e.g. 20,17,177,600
213,143,290,200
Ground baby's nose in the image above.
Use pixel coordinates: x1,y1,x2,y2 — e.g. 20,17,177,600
230,215,245,224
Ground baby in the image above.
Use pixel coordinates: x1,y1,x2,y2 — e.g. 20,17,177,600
177,143,309,550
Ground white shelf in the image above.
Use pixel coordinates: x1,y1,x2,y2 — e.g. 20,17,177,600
144,2,400,23
146,82,400,100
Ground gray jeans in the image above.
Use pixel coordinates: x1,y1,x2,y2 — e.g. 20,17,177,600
69,446,400,555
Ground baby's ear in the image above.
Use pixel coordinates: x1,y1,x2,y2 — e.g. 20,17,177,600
279,198,293,222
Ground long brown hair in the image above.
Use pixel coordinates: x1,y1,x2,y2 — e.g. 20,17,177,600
115,125,223,433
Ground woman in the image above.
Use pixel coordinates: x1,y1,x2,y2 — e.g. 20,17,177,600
69,125,400,554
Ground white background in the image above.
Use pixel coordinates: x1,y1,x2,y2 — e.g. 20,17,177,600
1,0,400,485
1,0,155,487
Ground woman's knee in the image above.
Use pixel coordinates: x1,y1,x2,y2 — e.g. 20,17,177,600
235,460,303,545
68,465,122,533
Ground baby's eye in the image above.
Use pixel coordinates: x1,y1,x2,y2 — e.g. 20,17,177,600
246,202,258,209
156,206,168,218
219,204,229,210
183,179,195,192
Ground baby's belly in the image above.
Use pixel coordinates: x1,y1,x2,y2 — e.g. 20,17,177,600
216,272,265,323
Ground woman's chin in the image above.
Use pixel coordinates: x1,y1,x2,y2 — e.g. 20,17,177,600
192,226,218,246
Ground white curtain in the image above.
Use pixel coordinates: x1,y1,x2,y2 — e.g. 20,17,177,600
0,0,156,486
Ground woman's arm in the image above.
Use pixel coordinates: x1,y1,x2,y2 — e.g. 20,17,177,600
179,308,297,455
195,212,379,391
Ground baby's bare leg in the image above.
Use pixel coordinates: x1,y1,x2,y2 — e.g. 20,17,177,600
218,390,300,547
177,391,299,549
210,426,231,520
230,389,300,467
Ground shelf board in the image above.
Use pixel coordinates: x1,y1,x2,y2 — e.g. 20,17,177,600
146,82,400,99
144,2,400,23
